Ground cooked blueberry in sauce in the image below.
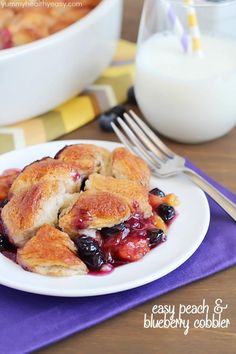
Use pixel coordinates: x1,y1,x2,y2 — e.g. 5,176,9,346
149,188,165,197
101,223,126,238
125,215,144,230
75,235,104,270
75,235,99,256
85,252,105,270
157,203,175,222
147,229,166,248
0,233,11,252
0,198,8,208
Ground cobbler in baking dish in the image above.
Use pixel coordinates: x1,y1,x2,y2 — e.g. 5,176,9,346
0,0,101,50
0,144,179,276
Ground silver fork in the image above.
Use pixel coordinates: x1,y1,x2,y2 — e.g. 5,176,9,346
111,110,236,222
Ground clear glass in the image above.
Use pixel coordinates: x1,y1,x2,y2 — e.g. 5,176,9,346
134,0,236,143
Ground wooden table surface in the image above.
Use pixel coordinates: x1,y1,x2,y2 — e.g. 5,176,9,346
38,1,236,353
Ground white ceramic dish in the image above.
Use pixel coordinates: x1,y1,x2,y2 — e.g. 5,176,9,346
0,140,210,297
0,0,123,126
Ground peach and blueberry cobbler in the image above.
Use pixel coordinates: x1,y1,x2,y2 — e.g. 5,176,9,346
0,144,179,276
0,0,101,50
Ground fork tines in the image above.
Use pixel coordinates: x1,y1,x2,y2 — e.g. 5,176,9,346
111,110,174,170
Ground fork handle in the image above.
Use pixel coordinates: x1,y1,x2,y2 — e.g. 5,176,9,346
184,168,236,222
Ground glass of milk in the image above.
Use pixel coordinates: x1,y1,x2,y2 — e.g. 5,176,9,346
134,0,236,143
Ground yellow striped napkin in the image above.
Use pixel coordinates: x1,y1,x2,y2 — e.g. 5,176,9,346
0,40,136,154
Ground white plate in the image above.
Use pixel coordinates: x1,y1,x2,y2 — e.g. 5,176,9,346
0,140,210,297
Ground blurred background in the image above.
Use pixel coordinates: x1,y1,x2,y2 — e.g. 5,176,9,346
122,0,143,42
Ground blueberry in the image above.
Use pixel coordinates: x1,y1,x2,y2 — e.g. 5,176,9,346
75,235,99,256
149,188,165,197
0,198,8,208
110,105,127,118
157,203,175,222
99,113,116,132
101,223,126,238
75,236,104,270
147,229,166,248
99,105,127,132
127,86,137,105
0,233,11,252
84,252,105,270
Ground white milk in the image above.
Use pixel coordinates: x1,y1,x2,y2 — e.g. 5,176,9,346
135,34,236,143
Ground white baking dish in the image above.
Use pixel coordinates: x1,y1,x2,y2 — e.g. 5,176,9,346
0,0,123,126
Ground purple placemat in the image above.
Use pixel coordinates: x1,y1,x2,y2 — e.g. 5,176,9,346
0,162,235,354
